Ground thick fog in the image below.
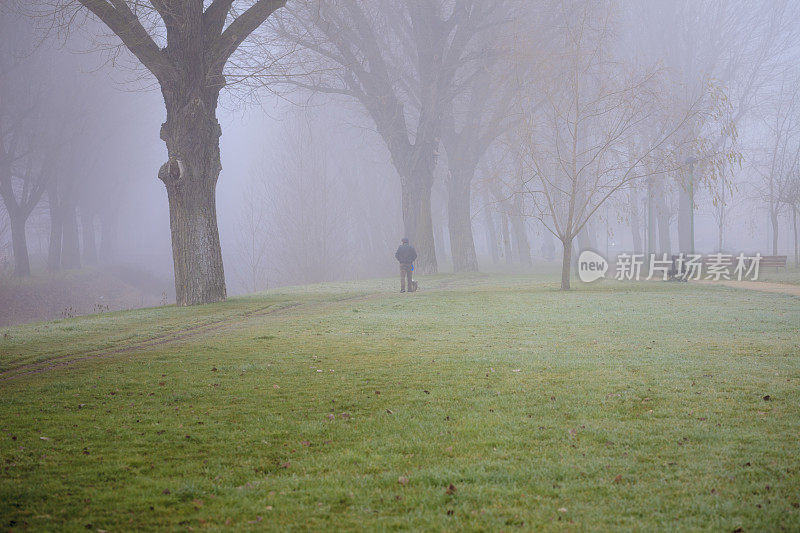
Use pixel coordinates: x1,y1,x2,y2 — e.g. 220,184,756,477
1,0,799,321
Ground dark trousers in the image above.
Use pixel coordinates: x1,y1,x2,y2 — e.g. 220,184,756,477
400,263,413,291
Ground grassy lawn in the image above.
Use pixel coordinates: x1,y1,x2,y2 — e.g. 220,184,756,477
757,265,800,286
1,274,799,531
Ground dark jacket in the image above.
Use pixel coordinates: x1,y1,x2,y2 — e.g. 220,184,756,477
395,244,417,265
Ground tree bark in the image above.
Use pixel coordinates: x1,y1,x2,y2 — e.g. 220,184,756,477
560,237,572,290
158,90,226,305
61,201,81,270
71,0,286,305
447,175,478,272
47,180,62,273
9,212,30,277
400,175,437,274
655,200,672,255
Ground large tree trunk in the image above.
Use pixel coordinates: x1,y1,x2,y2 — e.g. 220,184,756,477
47,180,62,273
655,196,672,255
158,91,227,306
9,212,30,277
560,237,572,290
81,208,97,266
447,175,478,272
61,201,81,270
628,190,643,254
400,176,437,274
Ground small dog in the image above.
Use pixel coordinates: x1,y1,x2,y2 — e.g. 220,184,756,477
409,280,418,292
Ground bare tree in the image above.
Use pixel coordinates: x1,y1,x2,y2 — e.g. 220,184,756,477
515,0,699,289
627,0,800,253
755,69,800,256
0,9,43,276
439,1,524,272
274,0,502,274
27,0,286,304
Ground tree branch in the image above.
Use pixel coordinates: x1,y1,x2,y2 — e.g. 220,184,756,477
212,0,286,68
78,0,174,82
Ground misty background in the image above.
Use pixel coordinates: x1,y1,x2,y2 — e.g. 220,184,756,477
1,0,798,324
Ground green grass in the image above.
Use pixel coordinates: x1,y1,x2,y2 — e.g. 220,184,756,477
757,265,800,285
1,274,799,531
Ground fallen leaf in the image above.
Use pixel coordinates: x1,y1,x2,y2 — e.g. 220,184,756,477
398,476,409,486
613,474,622,484
558,507,567,513
280,462,290,469
40,436,50,441
327,414,335,421
512,369,521,373
301,440,311,447
763,395,771,401
445,483,457,495
386,409,393,415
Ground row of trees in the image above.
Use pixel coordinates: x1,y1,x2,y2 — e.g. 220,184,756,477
269,0,799,289
0,9,138,277
2,0,799,300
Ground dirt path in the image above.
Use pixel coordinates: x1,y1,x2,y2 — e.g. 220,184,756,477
0,291,385,382
696,280,800,298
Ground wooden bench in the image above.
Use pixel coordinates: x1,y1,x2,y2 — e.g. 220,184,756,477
760,255,787,271
670,254,788,277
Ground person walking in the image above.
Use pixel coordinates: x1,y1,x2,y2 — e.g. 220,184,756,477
395,237,417,293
